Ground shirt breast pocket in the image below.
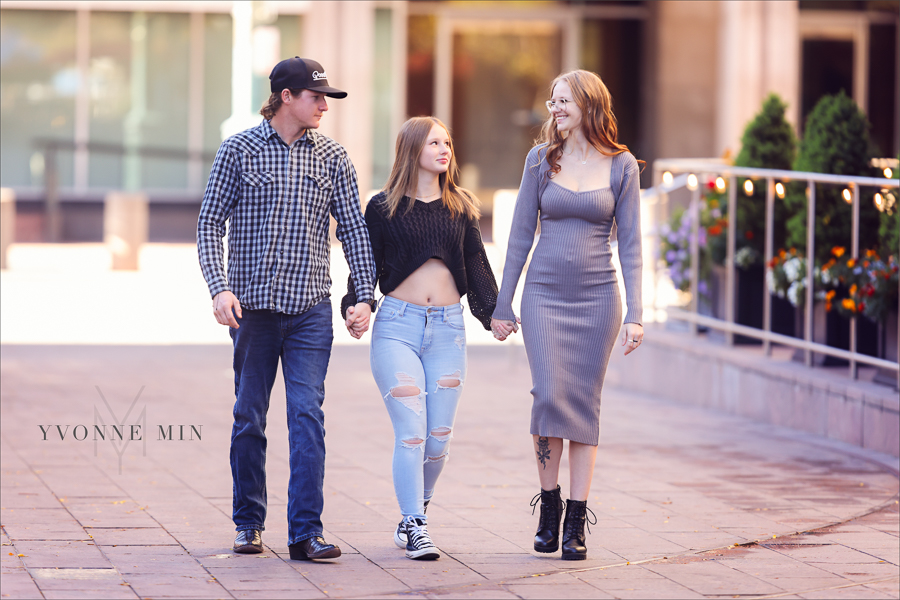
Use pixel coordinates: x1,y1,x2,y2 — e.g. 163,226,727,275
240,171,275,204
304,173,333,208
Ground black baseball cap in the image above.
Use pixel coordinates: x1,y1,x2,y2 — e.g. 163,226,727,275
269,57,347,99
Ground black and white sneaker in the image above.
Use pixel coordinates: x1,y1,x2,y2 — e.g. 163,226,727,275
404,516,440,560
393,519,407,548
393,501,429,549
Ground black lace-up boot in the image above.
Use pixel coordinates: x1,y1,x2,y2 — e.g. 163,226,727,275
530,485,564,553
561,499,596,560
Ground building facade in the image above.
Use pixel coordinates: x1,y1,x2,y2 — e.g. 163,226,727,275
1,0,897,241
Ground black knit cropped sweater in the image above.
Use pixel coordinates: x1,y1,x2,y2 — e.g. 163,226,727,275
341,192,498,330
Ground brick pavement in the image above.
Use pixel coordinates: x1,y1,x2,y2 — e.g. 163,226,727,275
1,343,898,599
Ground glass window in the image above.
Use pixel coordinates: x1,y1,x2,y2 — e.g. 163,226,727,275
203,13,233,178
801,39,854,133
407,14,435,118
0,9,77,188
451,23,562,191
372,8,393,189
868,23,897,156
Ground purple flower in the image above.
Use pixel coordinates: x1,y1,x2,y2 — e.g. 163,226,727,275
666,250,677,262
698,280,708,295
698,228,707,247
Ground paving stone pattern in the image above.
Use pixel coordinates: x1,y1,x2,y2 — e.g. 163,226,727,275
1,344,898,599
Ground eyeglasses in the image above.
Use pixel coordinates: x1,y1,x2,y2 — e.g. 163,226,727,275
545,98,572,112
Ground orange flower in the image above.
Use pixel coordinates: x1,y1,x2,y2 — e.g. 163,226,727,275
826,302,832,312
842,298,856,311
778,249,787,259
708,225,723,236
865,249,877,258
832,246,845,258
789,247,797,255
863,260,870,268
847,258,856,268
826,290,836,301
849,284,858,296
822,259,836,271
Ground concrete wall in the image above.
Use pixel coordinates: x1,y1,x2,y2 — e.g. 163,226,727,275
606,325,900,458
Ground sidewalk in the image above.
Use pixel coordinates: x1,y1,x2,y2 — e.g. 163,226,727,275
1,343,898,599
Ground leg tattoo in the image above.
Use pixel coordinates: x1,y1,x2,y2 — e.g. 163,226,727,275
536,437,551,470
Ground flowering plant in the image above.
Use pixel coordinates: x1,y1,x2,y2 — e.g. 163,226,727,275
659,206,710,296
767,248,808,307
821,247,899,322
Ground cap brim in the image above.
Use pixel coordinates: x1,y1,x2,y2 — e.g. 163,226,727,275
309,85,347,99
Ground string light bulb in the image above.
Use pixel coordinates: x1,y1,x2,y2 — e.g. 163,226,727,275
874,193,885,211
687,174,698,190
842,188,852,203
662,171,673,185
743,179,754,196
715,177,726,191
775,182,785,199
885,167,893,179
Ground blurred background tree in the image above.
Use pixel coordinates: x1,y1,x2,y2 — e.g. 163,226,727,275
784,91,883,263
732,94,797,266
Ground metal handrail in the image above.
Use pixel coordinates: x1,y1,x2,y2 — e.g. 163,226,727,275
649,159,900,388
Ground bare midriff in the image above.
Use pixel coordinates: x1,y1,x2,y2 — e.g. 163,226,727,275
389,258,460,307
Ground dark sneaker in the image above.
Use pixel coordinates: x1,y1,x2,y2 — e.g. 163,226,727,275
394,500,429,549
404,516,440,560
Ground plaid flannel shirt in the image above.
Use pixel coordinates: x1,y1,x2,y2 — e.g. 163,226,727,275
197,119,375,314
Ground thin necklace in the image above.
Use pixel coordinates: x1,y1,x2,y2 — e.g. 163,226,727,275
416,191,441,201
569,146,592,165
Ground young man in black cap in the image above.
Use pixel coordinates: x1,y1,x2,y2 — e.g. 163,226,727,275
198,57,376,560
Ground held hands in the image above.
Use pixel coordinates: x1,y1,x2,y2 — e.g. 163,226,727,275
620,322,644,356
213,291,242,328
491,317,520,342
344,303,372,339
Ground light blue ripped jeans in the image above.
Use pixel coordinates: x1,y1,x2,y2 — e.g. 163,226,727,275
370,296,467,520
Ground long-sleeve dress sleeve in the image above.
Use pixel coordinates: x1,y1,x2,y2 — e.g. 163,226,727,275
492,146,545,321
614,153,643,325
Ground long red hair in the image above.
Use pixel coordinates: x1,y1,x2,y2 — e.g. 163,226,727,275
536,70,641,179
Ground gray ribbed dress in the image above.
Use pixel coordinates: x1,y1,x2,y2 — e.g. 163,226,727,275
493,146,642,445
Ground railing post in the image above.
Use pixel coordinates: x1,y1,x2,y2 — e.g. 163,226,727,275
0,188,14,270
104,191,148,271
726,176,737,346
849,184,860,379
763,177,774,356
804,182,816,367
44,144,61,243
689,184,700,336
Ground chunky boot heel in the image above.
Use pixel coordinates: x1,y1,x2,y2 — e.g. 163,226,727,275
530,486,564,553
561,499,596,561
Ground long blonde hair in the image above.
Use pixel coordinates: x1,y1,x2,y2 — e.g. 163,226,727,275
536,70,641,179
382,117,480,220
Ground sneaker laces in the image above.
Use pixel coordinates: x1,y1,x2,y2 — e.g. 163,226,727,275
406,518,435,549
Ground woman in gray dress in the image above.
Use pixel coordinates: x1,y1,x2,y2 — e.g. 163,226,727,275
491,70,643,560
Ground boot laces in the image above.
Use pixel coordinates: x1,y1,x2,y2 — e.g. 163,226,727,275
565,503,598,535
405,518,436,549
529,491,565,516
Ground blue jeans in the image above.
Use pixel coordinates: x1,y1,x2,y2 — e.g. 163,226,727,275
370,296,467,519
229,301,333,545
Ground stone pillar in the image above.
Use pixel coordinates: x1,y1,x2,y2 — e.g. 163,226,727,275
654,1,720,159
716,1,800,157
304,1,375,197
104,192,148,271
1,188,14,270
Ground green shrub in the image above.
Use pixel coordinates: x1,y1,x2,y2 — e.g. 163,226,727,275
784,91,881,263
733,94,797,263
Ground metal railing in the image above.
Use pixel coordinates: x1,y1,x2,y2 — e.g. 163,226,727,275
647,158,900,388
34,138,217,243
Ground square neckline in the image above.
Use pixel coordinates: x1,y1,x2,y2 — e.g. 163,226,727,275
547,179,612,195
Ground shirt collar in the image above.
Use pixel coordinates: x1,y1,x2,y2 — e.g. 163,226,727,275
258,119,317,148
